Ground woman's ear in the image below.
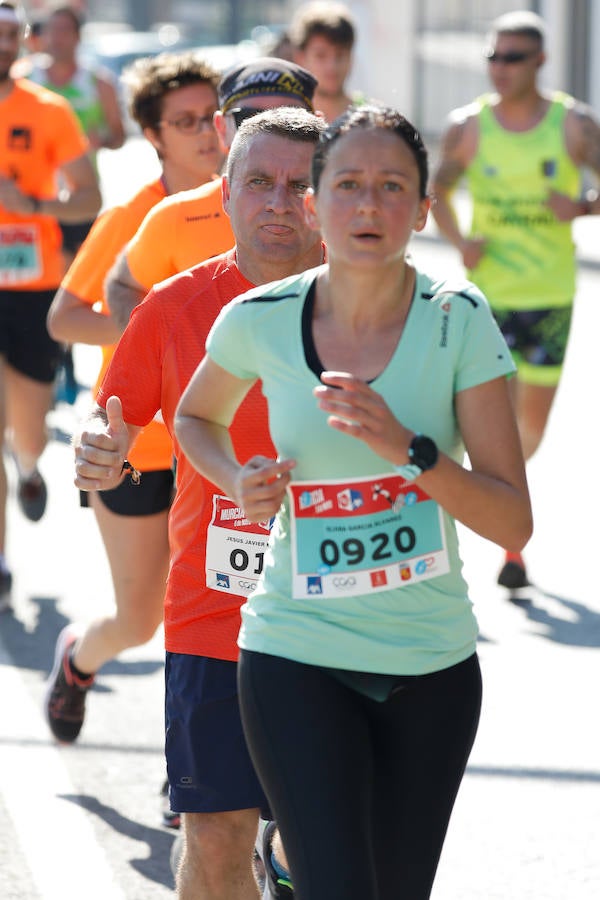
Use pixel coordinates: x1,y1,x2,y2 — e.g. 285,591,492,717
213,110,231,152
413,196,431,234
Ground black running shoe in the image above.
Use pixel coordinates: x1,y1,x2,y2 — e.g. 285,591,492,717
0,567,12,594
497,553,528,589
17,469,47,522
0,568,12,612
44,625,94,743
161,778,181,829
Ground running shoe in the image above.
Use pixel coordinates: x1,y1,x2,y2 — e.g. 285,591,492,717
0,566,12,594
161,778,181,829
44,625,94,743
261,820,294,899
497,550,529,589
17,469,47,522
0,567,12,613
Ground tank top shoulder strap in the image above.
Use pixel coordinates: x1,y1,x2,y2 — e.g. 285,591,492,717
71,65,99,101
544,91,574,129
473,94,496,134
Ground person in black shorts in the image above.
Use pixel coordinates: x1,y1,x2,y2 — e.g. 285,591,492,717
430,11,600,588
0,1,100,600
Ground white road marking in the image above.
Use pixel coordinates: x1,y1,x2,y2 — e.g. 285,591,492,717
0,638,126,900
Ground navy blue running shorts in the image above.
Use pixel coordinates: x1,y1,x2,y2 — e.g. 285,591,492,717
79,468,174,516
165,653,268,814
0,289,62,382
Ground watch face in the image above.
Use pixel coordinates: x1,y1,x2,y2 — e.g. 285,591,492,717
409,435,438,471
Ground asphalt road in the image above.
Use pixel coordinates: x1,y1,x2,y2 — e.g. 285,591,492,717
1,139,599,899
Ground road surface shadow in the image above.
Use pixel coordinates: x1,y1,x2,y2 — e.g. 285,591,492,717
0,595,164,678
60,793,175,889
48,423,73,446
506,585,600,647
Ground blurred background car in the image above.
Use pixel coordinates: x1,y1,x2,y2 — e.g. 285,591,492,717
79,22,260,134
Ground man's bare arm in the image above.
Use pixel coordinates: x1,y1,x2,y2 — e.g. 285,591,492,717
105,250,148,333
0,153,101,221
93,75,126,151
430,114,484,269
47,286,122,346
54,153,102,222
566,103,600,174
550,104,600,219
430,121,468,245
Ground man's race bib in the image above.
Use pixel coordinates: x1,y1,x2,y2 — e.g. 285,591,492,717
289,473,449,599
206,495,273,597
0,224,41,285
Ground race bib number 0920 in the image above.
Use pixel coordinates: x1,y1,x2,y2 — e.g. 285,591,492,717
288,473,449,599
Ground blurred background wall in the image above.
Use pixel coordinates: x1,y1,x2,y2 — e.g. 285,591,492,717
22,0,597,147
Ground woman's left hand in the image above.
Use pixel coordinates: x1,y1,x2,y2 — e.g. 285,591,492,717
314,371,412,465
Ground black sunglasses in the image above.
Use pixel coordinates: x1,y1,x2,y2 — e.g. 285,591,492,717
227,107,265,128
484,49,537,65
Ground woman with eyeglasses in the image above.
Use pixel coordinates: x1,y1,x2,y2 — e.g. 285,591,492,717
431,9,600,592
175,104,532,899
44,52,222,772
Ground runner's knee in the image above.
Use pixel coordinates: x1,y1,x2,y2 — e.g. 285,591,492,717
183,810,258,881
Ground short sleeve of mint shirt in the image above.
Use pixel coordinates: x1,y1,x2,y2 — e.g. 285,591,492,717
449,280,516,392
206,270,316,380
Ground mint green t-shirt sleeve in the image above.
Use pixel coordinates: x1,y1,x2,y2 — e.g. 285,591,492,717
455,289,516,393
206,299,259,381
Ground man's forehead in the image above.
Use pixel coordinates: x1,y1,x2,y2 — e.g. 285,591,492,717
494,31,537,45
238,134,313,173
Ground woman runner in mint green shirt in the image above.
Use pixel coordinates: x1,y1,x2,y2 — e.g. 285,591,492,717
175,106,532,900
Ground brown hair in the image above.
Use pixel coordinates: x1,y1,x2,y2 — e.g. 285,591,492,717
289,2,355,51
122,51,220,131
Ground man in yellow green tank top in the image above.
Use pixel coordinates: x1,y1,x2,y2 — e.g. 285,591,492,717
431,10,600,590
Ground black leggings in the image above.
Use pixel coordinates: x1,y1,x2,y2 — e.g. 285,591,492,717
238,651,482,900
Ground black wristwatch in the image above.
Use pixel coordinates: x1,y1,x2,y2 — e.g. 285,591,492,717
394,434,438,482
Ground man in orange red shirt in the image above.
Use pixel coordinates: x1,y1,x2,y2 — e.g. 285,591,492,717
62,83,321,899
0,1,100,601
